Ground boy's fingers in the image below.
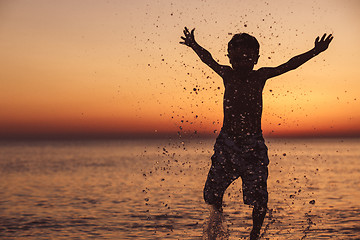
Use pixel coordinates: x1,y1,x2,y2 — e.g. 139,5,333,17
326,34,333,41
321,33,326,41
181,36,186,40
315,36,319,43
191,28,195,35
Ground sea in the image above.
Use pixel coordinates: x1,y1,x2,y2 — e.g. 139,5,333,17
0,137,359,239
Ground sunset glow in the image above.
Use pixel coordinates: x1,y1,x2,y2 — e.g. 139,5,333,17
1,0,359,139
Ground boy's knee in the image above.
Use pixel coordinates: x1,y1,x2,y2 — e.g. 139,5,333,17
254,202,267,213
203,187,215,203
203,187,223,210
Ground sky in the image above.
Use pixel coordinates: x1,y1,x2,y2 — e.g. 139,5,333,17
1,0,360,139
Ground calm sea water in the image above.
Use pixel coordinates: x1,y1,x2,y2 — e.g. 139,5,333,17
0,137,359,239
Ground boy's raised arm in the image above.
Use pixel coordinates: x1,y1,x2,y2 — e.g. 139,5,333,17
180,27,229,77
259,33,334,79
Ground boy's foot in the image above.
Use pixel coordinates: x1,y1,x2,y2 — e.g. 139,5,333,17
249,228,260,240
203,205,229,240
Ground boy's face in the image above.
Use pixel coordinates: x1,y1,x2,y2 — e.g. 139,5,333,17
228,48,259,72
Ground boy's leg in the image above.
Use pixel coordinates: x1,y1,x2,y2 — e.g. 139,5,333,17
203,164,235,211
242,163,269,239
203,154,240,211
203,153,239,239
250,204,267,240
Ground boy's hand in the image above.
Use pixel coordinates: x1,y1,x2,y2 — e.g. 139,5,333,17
180,27,196,47
314,33,333,54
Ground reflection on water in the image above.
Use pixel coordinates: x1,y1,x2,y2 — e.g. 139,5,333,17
0,138,359,239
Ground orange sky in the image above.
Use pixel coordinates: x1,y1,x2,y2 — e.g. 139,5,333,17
1,0,360,139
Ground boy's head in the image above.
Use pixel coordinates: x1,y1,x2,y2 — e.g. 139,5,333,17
228,33,260,72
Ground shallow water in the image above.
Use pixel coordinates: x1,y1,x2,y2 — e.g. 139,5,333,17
0,138,359,239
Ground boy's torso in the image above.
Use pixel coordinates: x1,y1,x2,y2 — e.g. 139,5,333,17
221,69,267,139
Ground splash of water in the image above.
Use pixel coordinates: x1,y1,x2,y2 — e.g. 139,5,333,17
202,205,230,240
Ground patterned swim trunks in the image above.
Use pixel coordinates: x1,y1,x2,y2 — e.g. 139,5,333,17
203,131,269,209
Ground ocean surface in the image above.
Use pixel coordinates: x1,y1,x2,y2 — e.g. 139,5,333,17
0,137,359,239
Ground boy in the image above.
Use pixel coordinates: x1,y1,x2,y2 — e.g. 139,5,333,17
180,27,333,239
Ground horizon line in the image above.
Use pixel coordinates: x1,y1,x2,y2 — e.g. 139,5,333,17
1,131,360,141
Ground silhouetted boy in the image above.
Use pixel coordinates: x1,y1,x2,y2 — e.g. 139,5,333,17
180,27,333,239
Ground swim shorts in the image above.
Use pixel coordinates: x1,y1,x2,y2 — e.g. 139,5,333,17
203,130,269,209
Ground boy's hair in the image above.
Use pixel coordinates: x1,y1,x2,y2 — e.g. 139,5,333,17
228,33,260,54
